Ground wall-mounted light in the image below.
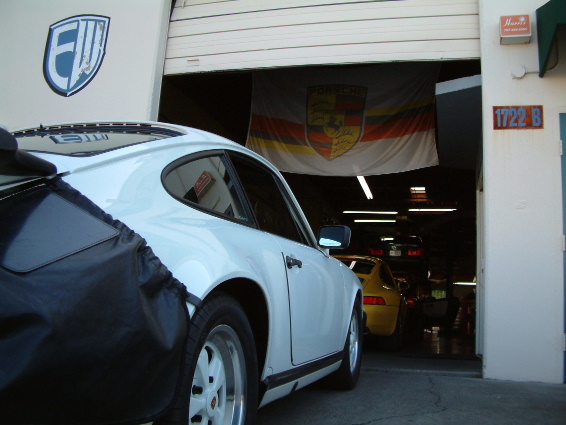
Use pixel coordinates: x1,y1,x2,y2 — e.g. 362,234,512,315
408,208,456,212
410,186,428,201
343,210,398,215
410,186,426,194
357,176,373,200
354,219,396,223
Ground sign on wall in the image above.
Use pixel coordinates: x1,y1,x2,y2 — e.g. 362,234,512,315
1,0,171,130
493,105,544,129
499,15,531,44
44,15,110,97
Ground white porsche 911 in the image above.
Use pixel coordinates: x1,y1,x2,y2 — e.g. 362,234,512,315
0,122,363,425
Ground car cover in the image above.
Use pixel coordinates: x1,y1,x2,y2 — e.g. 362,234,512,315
0,177,198,425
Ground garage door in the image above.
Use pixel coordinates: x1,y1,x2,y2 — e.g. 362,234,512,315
165,0,480,75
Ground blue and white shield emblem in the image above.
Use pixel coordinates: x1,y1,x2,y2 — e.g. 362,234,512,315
44,15,110,97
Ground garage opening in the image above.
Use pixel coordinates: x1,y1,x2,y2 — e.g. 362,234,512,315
158,60,482,360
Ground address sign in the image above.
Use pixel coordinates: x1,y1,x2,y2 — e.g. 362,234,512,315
493,105,543,130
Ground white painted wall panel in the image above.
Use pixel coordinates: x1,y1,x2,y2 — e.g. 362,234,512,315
171,0,477,22
165,0,480,74
167,16,479,56
479,0,565,383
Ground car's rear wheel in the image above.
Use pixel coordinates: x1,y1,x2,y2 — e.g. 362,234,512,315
383,311,404,351
324,301,362,390
160,292,258,425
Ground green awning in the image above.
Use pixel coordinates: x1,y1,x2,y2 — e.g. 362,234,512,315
537,0,566,77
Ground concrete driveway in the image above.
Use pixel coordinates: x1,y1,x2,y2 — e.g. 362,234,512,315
256,351,566,425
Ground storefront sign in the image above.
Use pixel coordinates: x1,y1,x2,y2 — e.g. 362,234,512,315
493,105,543,129
500,15,531,44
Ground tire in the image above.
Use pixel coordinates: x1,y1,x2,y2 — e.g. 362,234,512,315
158,292,258,425
324,301,363,390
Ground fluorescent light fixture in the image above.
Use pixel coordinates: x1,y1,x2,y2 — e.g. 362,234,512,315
354,219,396,223
408,208,457,212
454,282,476,286
343,210,398,215
357,176,373,200
410,186,426,194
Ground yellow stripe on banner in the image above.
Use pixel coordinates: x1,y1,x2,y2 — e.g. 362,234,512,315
365,96,436,117
247,137,316,155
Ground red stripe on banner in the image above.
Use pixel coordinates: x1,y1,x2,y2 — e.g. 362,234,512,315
360,112,435,142
250,115,305,138
335,101,365,110
307,132,334,143
316,146,332,157
344,116,363,126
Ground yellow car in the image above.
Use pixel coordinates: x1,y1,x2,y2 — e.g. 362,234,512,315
335,255,408,350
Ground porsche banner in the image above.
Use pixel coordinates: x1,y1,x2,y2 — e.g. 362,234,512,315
246,63,440,176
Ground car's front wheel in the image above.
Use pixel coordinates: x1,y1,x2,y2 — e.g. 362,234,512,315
161,292,258,425
324,300,363,390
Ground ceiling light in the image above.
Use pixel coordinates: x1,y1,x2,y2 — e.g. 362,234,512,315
354,219,396,223
454,281,476,286
343,210,398,215
408,208,456,212
410,186,426,194
357,176,373,200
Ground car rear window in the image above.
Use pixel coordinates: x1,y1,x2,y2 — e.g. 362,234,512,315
13,124,184,156
338,258,375,275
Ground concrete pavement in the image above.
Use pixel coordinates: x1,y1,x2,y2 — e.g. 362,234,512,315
256,351,565,425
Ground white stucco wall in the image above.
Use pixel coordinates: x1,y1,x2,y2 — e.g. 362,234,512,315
0,0,171,130
479,0,565,383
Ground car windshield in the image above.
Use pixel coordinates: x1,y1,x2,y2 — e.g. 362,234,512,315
13,124,184,156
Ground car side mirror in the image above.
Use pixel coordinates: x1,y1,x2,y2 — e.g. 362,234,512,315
396,280,410,291
318,225,351,249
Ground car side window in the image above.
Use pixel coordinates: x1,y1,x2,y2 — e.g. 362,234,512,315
229,154,306,244
163,155,251,223
379,263,396,289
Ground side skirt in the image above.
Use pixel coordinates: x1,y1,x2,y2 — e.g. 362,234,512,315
258,350,344,408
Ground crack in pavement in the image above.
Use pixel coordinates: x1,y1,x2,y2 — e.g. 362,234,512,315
349,376,447,425
427,376,448,413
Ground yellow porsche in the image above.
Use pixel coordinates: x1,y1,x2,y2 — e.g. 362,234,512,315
335,255,408,350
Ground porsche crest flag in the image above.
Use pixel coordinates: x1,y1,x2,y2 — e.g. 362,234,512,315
246,63,440,176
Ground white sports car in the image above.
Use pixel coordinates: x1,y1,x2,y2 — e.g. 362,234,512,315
0,122,363,425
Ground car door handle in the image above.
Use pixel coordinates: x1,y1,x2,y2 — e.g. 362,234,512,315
286,256,302,269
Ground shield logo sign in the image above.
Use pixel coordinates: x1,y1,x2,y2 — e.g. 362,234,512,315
306,85,367,160
44,15,110,97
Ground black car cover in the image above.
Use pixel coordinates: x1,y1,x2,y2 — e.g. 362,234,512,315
0,177,198,425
